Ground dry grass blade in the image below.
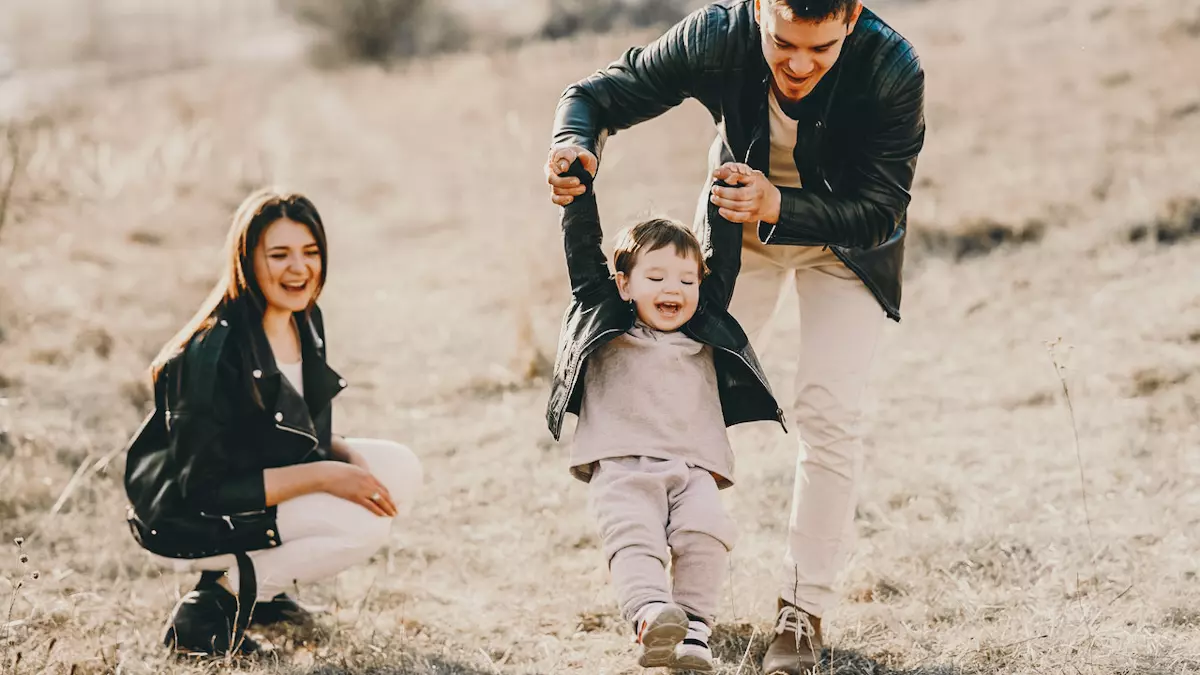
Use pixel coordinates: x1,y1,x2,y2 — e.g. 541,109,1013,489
734,626,759,675
49,453,97,517
1046,339,1097,570
0,126,22,236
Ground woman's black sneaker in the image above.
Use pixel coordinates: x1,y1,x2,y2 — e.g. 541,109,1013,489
162,584,260,656
195,572,313,628
249,593,315,627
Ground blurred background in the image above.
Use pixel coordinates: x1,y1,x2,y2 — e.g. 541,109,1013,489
0,1,1197,673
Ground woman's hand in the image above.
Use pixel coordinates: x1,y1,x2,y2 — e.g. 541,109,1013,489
710,162,782,225
320,462,397,517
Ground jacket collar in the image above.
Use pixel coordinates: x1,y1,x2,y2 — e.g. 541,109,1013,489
745,8,852,167
220,301,348,429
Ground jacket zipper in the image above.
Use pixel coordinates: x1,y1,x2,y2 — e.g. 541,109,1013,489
276,423,318,446
199,510,268,528
710,343,787,431
276,423,321,460
828,247,899,321
797,94,899,320
567,327,625,392
556,326,626,433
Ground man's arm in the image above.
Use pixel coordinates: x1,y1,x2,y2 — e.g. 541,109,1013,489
767,64,926,249
550,5,729,159
546,5,733,204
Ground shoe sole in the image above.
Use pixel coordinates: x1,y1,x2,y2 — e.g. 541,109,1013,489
762,659,819,675
668,653,715,673
163,626,261,658
637,606,689,669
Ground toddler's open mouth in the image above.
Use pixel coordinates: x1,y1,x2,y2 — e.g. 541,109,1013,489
656,302,681,318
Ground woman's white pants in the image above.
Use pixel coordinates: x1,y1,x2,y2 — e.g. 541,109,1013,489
154,439,423,601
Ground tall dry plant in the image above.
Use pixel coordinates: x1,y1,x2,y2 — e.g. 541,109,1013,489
283,0,466,65
0,126,23,238
539,0,699,40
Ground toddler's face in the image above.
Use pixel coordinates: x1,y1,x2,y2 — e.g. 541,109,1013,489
616,244,702,331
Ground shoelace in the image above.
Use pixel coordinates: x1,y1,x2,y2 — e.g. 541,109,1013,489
774,605,815,638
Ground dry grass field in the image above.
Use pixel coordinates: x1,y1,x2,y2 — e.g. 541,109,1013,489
0,0,1198,673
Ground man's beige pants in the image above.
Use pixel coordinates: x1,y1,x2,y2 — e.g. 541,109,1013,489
730,233,886,618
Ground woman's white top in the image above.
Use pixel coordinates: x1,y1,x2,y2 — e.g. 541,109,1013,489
278,358,304,397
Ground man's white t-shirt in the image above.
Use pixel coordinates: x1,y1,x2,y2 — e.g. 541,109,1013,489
740,89,845,271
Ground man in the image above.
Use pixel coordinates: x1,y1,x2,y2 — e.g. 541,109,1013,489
543,1,924,673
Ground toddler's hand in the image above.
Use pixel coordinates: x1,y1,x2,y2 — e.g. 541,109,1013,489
712,162,755,184
710,163,781,225
546,146,599,206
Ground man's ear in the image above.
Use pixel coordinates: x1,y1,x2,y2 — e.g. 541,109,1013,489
846,0,864,33
754,0,762,24
615,271,632,301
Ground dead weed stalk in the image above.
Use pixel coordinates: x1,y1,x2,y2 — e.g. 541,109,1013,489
1045,339,1096,569
0,125,23,237
3,537,40,671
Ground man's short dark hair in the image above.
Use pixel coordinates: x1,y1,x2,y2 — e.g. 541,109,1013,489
774,0,859,23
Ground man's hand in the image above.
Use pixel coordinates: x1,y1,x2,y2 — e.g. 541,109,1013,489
710,163,782,225
545,146,599,206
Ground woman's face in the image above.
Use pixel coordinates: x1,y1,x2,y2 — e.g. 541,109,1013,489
252,217,322,314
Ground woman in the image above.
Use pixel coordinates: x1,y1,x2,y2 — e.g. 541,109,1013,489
123,188,423,656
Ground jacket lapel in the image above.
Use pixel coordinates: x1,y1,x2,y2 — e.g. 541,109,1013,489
244,310,345,438
296,311,346,418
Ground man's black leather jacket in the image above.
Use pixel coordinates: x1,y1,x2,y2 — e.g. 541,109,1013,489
551,0,925,320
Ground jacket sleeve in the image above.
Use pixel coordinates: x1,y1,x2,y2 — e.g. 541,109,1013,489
168,347,267,515
699,179,742,310
559,159,616,302
550,5,730,161
765,61,925,250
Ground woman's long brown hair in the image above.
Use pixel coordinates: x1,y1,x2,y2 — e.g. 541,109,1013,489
150,188,328,380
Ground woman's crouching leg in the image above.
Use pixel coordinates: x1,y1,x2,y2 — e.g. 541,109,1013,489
239,439,424,595
343,438,424,517
248,490,396,599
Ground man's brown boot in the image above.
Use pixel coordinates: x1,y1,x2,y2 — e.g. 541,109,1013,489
762,599,823,675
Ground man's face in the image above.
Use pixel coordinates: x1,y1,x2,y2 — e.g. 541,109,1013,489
756,0,862,103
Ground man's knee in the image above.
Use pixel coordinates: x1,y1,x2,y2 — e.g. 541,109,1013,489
795,381,863,437
794,382,864,474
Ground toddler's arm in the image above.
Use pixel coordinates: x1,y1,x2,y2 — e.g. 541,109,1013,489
699,169,743,310
558,158,614,301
